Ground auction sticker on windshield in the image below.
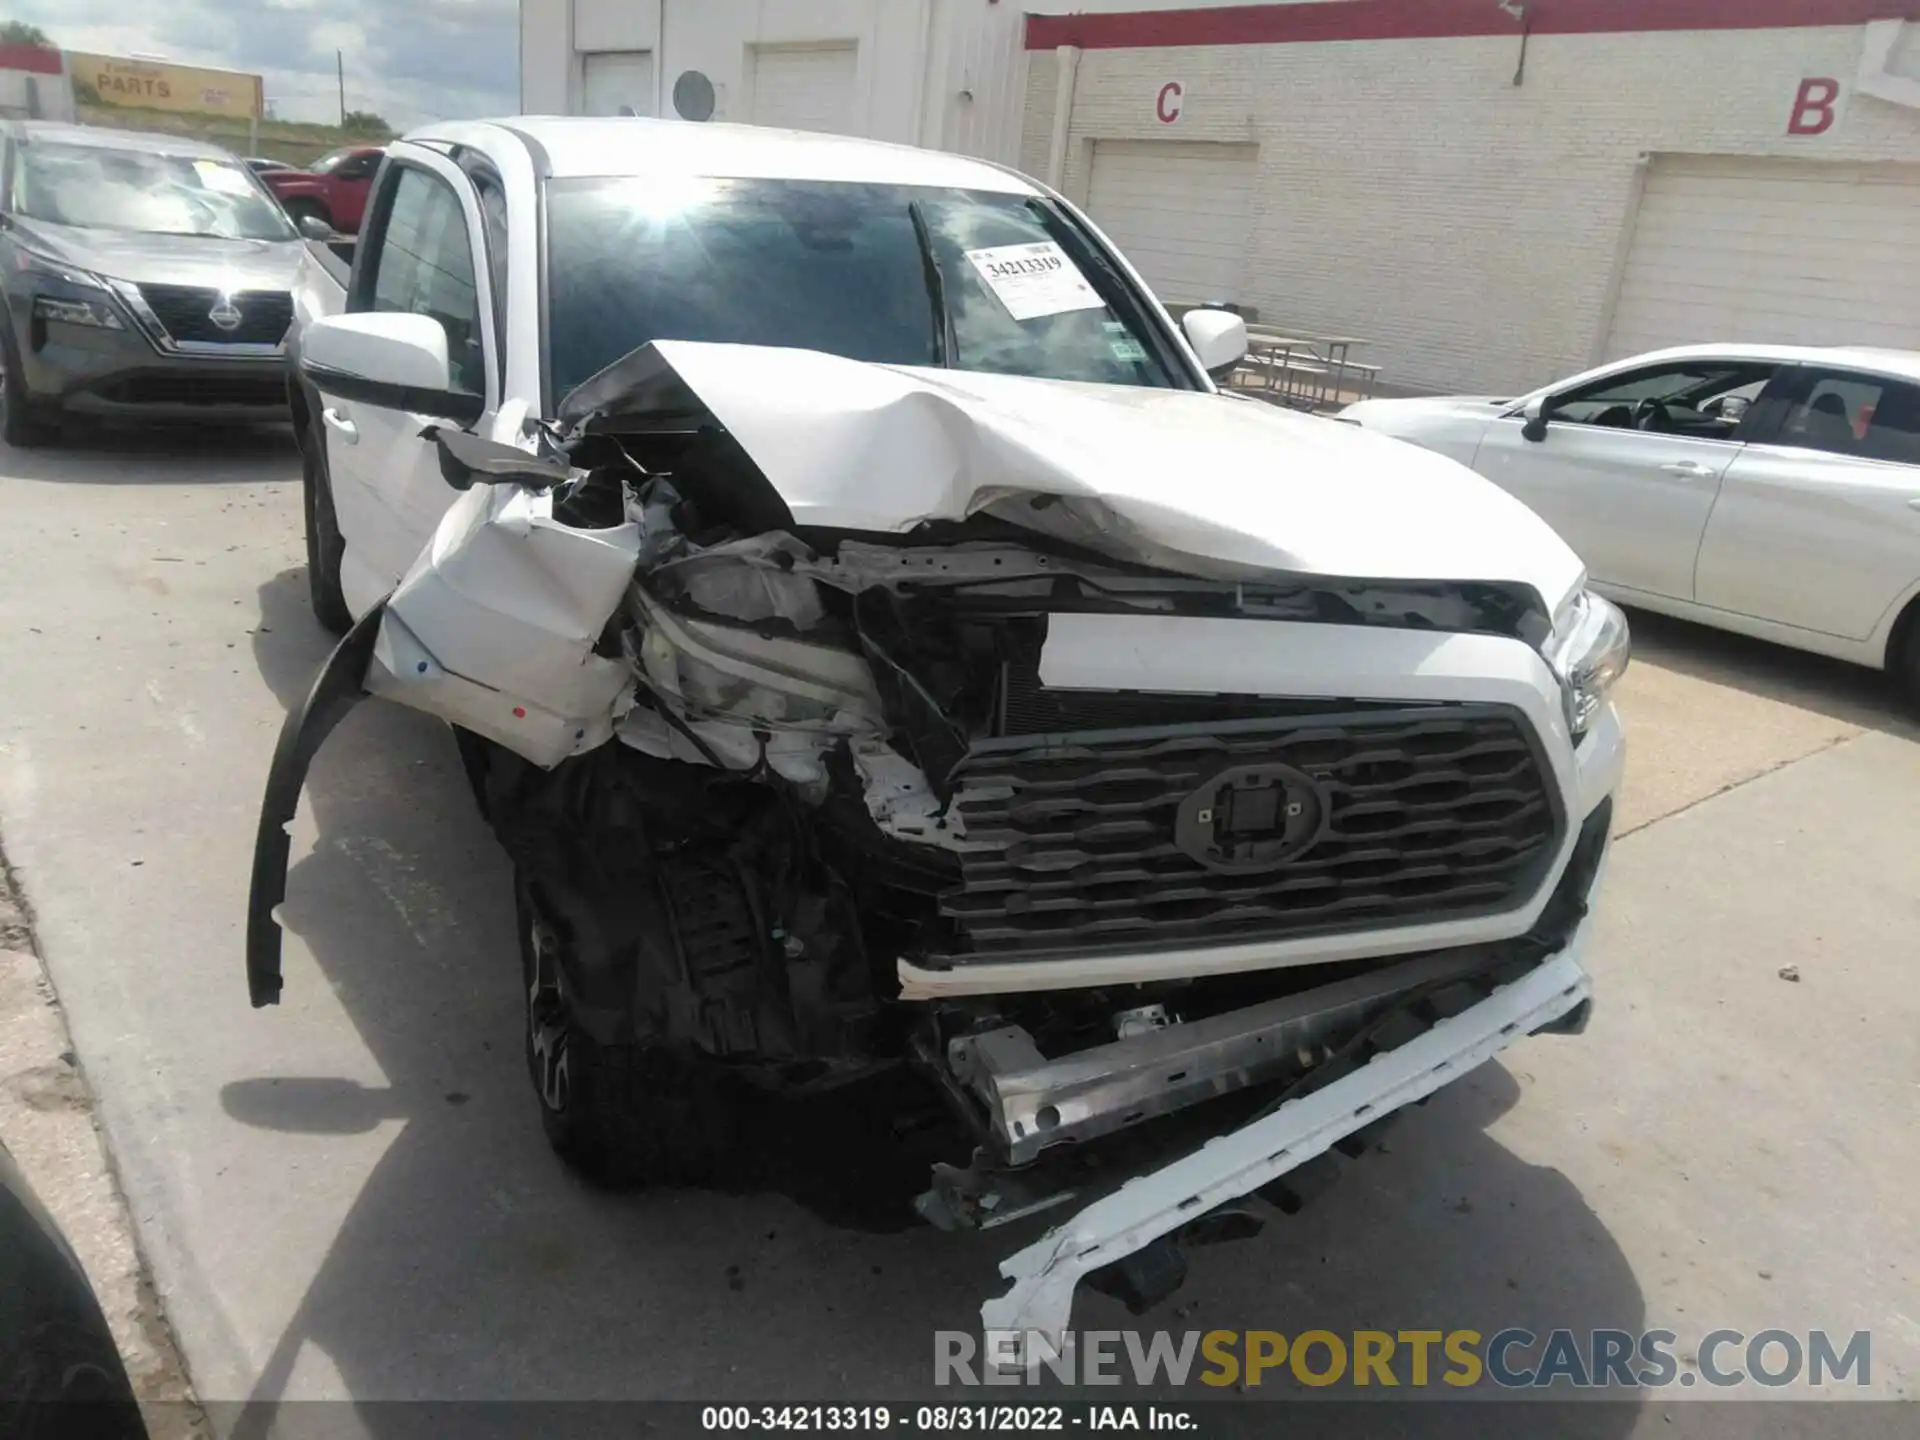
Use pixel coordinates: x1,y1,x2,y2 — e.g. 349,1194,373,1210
965,241,1105,321
192,159,254,195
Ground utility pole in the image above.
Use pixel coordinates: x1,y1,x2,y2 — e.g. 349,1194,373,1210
336,49,345,127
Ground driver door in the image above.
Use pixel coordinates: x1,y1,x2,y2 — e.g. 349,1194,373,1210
319,147,500,612
1472,359,1779,601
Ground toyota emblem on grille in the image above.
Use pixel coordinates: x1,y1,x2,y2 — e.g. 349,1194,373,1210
1174,763,1328,874
208,296,243,332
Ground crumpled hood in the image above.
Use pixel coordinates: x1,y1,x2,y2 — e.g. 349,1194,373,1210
13,217,306,291
597,342,1585,619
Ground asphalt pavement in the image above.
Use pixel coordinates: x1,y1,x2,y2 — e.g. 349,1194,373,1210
0,426,1915,1422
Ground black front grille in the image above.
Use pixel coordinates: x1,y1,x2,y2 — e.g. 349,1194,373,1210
936,706,1561,959
136,284,293,346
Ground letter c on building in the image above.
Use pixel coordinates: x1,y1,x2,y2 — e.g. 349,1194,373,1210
1156,81,1183,124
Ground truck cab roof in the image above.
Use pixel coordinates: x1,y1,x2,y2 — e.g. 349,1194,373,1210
408,115,1041,193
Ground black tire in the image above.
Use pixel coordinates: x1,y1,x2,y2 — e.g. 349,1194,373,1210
281,198,329,230
0,319,57,449
302,419,353,635
515,871,739,1189
1,1149,145,1439
1895,611,1920,713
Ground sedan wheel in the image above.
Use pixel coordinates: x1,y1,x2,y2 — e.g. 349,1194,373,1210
1898,617,1920,714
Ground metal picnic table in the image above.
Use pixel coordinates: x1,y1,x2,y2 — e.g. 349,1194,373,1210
1232,327,1378,410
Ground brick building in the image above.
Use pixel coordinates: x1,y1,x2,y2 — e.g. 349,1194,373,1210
522,1,1920,392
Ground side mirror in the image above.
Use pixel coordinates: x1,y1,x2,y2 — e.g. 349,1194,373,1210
1182,307,1250,381
1521,397,1550,443
297,214,333,241
300,313,483,425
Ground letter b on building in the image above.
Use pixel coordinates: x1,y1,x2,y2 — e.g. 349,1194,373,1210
1788,78,1839,136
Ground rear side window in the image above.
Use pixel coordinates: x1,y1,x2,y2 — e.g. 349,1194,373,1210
367,168,484,395
1776,371,1920,465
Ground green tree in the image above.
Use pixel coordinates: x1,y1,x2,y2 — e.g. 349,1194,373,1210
0,20,54,46
340,109,392,139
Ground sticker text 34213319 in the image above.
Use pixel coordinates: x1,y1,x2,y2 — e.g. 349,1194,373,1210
964,241,1106,322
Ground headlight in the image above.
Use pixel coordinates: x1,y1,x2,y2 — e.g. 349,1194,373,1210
32,294,125,330
17,251,126,330
1545,590,1630,738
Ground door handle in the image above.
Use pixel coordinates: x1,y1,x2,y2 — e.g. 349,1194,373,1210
321,406,358,444
1658,460,1713,478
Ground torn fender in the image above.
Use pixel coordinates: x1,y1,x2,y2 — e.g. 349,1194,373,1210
246,602,385,1007
366,480,641,767
248,477,644,1006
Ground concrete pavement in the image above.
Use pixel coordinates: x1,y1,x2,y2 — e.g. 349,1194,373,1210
0,428,1915,1419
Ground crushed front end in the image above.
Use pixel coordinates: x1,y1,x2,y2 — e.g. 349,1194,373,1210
247,340,1626,1343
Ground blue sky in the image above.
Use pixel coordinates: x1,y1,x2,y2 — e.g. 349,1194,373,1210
12,0,518,128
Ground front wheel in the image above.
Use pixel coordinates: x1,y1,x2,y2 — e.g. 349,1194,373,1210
0,321,57,449
515,871,738,1189
302,419,352,634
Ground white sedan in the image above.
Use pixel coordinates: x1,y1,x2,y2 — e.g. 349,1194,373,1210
1342,344,1920,703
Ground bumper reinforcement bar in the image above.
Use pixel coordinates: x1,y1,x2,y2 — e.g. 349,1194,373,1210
979,923,1594,1349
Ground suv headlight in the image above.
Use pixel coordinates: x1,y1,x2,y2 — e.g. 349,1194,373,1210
32,294,125,330
16,251,126,330
1545,590,1630,738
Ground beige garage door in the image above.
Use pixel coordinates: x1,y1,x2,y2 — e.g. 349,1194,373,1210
579,51,654,117
748,43,858,134
1086,141,1259,307
1604,156,1920,359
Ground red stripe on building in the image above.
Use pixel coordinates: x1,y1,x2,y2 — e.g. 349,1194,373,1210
1025,1,1913,51
0,43,64,76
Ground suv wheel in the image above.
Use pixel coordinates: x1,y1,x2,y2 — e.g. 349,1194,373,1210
0,324,57,448
302,419,353,634
515,871,736,1189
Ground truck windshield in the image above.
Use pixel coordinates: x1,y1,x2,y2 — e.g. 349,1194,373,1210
12,141,296,243
543,176,1191,402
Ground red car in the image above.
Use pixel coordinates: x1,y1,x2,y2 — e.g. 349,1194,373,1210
262,145,384,234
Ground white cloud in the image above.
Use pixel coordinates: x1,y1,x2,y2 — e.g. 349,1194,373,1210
14,0,517,127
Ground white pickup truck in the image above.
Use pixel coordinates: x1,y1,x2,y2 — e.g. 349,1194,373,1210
250,117,1627,1347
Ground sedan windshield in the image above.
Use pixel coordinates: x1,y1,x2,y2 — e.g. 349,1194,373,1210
12,142,296,242
544,177,1191,401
